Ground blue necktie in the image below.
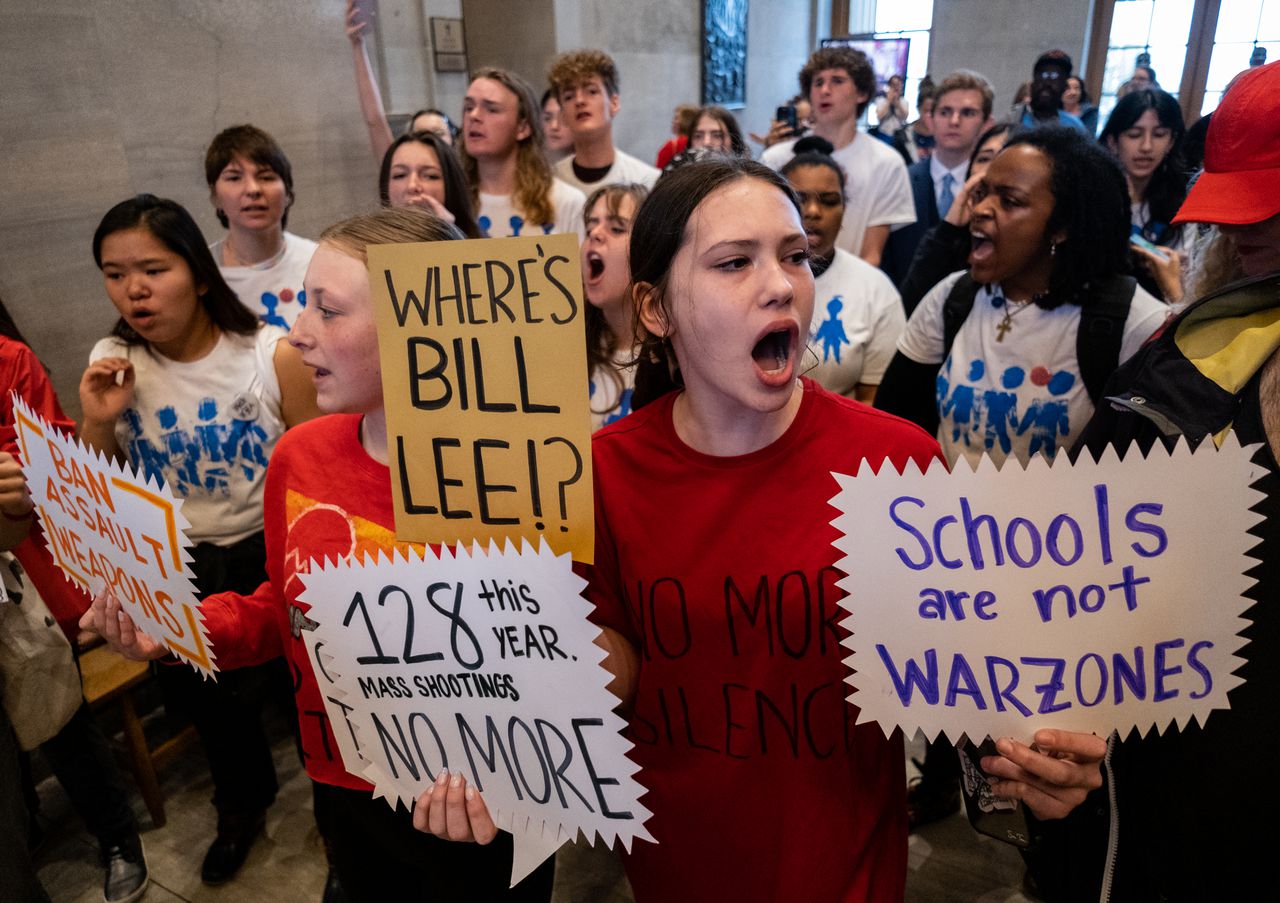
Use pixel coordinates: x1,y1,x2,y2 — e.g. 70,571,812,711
939,173,955,218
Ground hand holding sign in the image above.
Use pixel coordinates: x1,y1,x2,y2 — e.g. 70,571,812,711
830,436,1263,746
297,540,651,885
11,394,213,675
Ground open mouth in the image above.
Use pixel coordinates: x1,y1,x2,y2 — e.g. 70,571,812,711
585,251,605,281
129,310,156,328
751,324,798,387
970,231,995,264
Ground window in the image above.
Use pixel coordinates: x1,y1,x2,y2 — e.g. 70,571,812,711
1087,0,1278,127
1201,0,1280,115
870,0,934,124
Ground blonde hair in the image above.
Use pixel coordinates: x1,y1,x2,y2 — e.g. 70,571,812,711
1186,226,1246,301
458,68,555,228
319,207,463,264
934,70,995,119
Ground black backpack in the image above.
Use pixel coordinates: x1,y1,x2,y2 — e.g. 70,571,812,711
940,273,1138,404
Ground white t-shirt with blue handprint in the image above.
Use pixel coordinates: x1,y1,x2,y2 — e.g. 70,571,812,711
477,179,585,240
897,271,1167,468
806,248,905,397
211,232,317,329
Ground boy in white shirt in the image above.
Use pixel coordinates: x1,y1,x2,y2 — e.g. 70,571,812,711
762,46,915,266
547,49,659,194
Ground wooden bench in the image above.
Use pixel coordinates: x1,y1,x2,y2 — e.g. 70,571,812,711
79,643,196,828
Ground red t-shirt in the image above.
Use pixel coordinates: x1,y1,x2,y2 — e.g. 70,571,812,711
0,335,92,639
201,414,417,790
585,379,941,902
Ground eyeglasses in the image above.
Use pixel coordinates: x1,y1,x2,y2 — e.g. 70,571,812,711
1034,69,1065,81
935,106,984,120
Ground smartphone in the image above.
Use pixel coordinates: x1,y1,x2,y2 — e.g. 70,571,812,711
1130,234,1170,261
352,0,378,27
958,738,1034,849
776,104,798,136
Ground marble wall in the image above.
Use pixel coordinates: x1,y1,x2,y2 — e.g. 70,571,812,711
0,0,1094,419
928,0,1094,116
0,0,377,417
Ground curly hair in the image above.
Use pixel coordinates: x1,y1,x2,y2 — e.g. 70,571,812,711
1186,226,1246,301
1002,127,1132,309
458,68,555,229
547,49,619,97
799,47,876,117
1099,88,1188,241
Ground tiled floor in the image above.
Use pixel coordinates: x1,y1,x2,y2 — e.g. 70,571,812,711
33,718,1031,902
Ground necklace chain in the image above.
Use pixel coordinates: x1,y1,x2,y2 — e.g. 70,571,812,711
995,297,1034,342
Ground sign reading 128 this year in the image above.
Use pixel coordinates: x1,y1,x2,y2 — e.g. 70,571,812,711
368,234,594,563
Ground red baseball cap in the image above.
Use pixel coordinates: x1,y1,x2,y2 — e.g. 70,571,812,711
1173,60,1280,225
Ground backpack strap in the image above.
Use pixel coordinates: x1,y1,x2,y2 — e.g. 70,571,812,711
942,273,981,360
1076,275,1137,404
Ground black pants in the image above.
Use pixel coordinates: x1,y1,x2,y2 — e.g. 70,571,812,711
314,782,555,903
157,532,292,827
1,707,50,903
35,697,139,847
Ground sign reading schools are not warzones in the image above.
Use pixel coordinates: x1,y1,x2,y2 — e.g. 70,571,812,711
369,234,594,563
831,437,1262,745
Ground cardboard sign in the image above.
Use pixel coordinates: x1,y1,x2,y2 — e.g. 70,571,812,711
830,437,1263,744
11,395,213,675
297,540,651,885
368,234,594,562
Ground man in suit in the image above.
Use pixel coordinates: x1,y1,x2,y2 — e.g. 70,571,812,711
882,70,994,287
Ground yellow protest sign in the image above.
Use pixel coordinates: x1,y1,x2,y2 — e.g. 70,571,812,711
368,233,594,562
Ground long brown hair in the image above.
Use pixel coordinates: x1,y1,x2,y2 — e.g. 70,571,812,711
458,68,555,228
629,159,801,410
583,183,649,407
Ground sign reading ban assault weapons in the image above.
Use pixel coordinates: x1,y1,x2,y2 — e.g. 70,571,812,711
11,395,212,675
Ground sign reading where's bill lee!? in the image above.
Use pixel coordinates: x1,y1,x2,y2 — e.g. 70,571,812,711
368,234,594,563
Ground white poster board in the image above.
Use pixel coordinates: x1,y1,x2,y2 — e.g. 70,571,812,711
11,395,212,675
297,540,652,884
831,437,1262,744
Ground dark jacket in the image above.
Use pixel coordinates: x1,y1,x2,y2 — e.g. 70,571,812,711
1031,272,1280,902
881,159,939,287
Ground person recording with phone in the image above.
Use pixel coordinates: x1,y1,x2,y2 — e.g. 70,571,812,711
1100,88,1189,305
749,95,811,148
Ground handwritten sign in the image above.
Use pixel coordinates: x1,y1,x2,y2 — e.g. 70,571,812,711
11,395,213,675
830,437,1263,743
297,540,652,885
368,234,594,562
